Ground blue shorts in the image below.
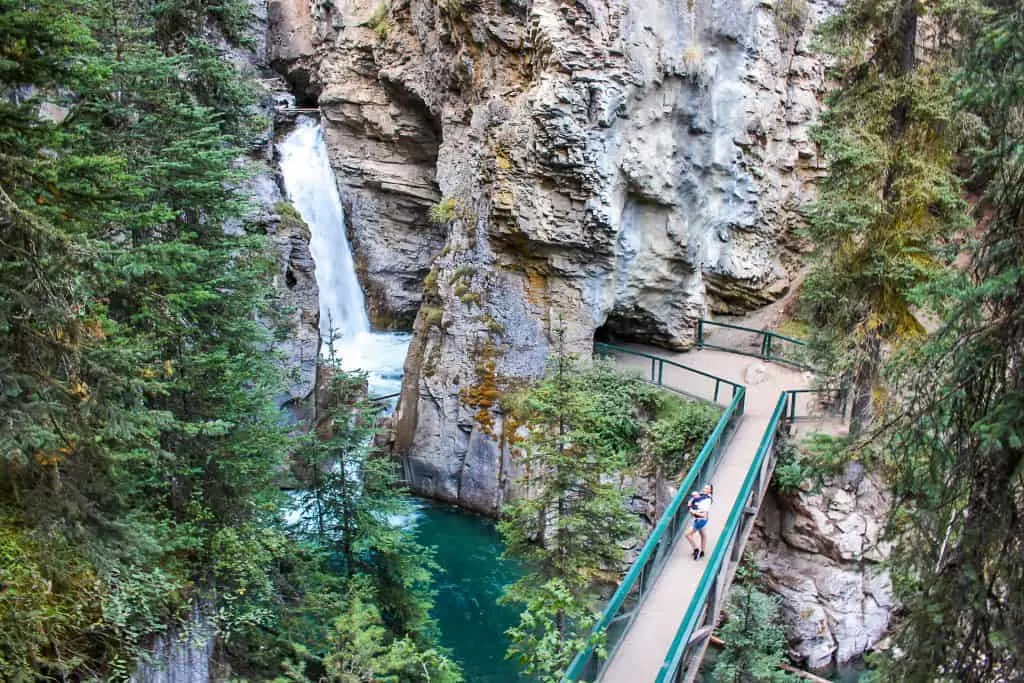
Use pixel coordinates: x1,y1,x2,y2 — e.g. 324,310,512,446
693,518,708,531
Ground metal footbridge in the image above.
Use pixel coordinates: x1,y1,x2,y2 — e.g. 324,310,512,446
566,320,846,683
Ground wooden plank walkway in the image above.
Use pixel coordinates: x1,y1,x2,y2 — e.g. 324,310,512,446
598,346,812,682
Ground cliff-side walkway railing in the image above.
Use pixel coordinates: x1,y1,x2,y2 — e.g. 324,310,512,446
561,343,747,682
567,323,843,682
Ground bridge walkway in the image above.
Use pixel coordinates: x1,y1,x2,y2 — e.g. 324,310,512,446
596,345,818,683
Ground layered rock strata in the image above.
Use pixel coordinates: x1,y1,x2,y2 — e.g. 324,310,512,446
750,465,894,671
270,0,837,513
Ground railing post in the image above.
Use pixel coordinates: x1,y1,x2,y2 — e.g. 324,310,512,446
697,319,704,348
764,332,773,360
651,357,657,382
658,359,664,386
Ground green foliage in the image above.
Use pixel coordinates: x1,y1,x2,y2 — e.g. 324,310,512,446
874,3,1024,680
771,434,851,494
292,347,442,634
800,0,971,434
423,268,440,295
499,345,718,678
0,0,281,673
452,263,476,281
499,350,641,678
429,197,458,225
0,0,453,678
479,313,504,334
321,579,461,683
771,439,814,495
773,317,810,341
0,521,107,679
504,579,602,683
365,2,390,39
774,0,808,39
422,305,443,328
712,574,796,683
642,394,721,475
225,353,459,680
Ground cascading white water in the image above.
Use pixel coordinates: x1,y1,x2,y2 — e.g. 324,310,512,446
277,120,521,681
278,116,370,340
277,116,410,397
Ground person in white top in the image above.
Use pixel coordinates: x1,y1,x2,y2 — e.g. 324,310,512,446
685,483,713,560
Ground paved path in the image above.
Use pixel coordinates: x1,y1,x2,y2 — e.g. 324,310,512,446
598,345,814,683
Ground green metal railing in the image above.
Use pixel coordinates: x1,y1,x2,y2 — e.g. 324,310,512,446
563,346,747,681
785,387,848,421
594,342,743,406
696,319,808,369
654,390,813,683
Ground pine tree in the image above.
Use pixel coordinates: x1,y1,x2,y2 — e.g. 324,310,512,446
711,575,795,683
2,0,287,673
499,341,640,680
2,0,460,678
290,345,438,641
801,0,970,435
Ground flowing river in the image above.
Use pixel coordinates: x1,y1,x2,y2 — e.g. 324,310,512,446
278,117,524,680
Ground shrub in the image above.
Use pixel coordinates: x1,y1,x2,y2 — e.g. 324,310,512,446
429,198,458,225
422,305,442,328
366,2,390,39
479,314,504,334
452,264,476,281
643,398,721,475
423,268,439,295
775,0,808,39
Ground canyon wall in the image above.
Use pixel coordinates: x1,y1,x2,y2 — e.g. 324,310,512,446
265,0,901,670
268,0,836,514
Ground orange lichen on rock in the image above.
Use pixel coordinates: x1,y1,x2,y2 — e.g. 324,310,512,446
460,341,504,437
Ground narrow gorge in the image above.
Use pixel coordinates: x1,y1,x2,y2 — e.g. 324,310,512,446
263,0,889,674
6,0,1018,679
267,0,831,514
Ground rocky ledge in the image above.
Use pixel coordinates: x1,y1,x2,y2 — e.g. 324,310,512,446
750,463,893,671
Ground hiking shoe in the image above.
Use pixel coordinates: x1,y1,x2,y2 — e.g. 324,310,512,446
692,548,700,560
699,550,705,559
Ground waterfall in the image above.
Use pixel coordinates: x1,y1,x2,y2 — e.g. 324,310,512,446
278,116,370,341
277,116,410,398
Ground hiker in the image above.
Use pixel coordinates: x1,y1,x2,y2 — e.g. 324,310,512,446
685,483,713,560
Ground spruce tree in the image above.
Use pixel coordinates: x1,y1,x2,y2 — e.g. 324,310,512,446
2,1,460,675
499,344,640,680
711,575,795,683
878,2,1024,678
801,0,970,435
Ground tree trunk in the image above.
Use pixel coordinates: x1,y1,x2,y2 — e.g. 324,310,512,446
850,331,882,437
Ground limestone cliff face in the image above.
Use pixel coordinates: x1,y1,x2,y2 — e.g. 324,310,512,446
255,181,321,413
267,0,894,667
750,465,893,671
269,0,837,513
